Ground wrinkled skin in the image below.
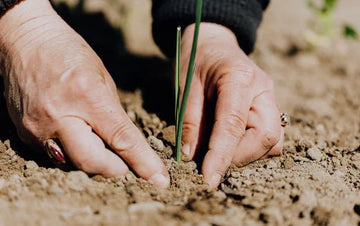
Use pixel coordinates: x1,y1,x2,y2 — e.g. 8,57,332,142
180,24,283,188
0,0,283,189
0,0,169,188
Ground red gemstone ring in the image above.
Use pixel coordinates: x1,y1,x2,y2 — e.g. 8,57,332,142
43,139,66,164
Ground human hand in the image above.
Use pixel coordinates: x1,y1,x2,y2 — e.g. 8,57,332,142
0,0,169,188
180,23,284,188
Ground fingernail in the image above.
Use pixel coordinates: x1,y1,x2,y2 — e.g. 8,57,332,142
149,173,170,189
182,143,190,156
208,173,221,189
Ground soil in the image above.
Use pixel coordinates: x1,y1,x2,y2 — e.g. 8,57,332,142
0,0,359,225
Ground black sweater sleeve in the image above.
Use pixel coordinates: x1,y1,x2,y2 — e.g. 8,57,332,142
0,0,21,16
152,0,269,58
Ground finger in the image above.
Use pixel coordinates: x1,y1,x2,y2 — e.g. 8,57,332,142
202,74,253,188
180,78,204,159
232,92,282,166
261,127,284,159
57,117,129,177
90,104,169,188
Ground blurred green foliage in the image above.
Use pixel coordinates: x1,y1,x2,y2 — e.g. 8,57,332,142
307,0,358,41
344,25,358,40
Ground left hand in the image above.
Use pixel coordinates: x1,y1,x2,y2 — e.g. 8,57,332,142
179,23,284,188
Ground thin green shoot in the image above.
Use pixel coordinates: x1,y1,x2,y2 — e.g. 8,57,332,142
175,0,202,163
175,26,181,147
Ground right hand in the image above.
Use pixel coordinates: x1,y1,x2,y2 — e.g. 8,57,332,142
0,0,169,188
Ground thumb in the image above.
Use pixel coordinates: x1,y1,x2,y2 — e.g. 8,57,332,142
90,104,169,188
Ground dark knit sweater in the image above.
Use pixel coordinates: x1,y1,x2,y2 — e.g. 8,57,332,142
1,0,269,57
0,0,20,16
152,0,269,58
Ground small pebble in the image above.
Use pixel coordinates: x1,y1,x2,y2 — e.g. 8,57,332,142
125,173,136,183
230,172,241,178
4,140,11,149
316,139,327,150
25,161,38,170
5,149,15,157
351,161,360,170
266,160,278,169
307,147,323,161
161,126,176,146
147,136,164,151
299,139,314,150
243,179,253,186
350,153,360,161
292,155,309,162
241,169,253,178
66,171,91,191
213,190,227,201
333,171,345,178
0,142,6,152
316,124,325,134
186,161,197,172
283,157,295,169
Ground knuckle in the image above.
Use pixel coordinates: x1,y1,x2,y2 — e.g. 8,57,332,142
182,120,199,135
70,73,100,98
220,112,246,138
217,66,255,89
110,121,141,152
39,99,58,120
260,129,280,150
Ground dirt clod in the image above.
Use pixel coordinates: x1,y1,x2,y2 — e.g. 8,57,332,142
161,126,175,146
307,147,323,161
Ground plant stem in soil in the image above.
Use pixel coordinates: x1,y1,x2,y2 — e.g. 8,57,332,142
175,26,181,139
175,0,202,163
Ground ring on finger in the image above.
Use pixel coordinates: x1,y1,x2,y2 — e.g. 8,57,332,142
43,139,66,164
280,112,290,127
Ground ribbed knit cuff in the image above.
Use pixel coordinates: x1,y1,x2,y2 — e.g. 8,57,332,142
0,0,21,16
152,0,269,58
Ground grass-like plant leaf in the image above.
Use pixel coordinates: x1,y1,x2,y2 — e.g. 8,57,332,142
175,0,203,162
175,26,181,145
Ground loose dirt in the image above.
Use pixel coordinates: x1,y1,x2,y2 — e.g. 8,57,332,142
0,0,359,225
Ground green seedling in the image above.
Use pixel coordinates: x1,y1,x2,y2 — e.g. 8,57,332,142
307,0,337,36
175,0,203,162
306,0,358,47
175,26,181,150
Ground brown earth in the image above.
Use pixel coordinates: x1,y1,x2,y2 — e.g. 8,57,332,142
0,0,359,225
